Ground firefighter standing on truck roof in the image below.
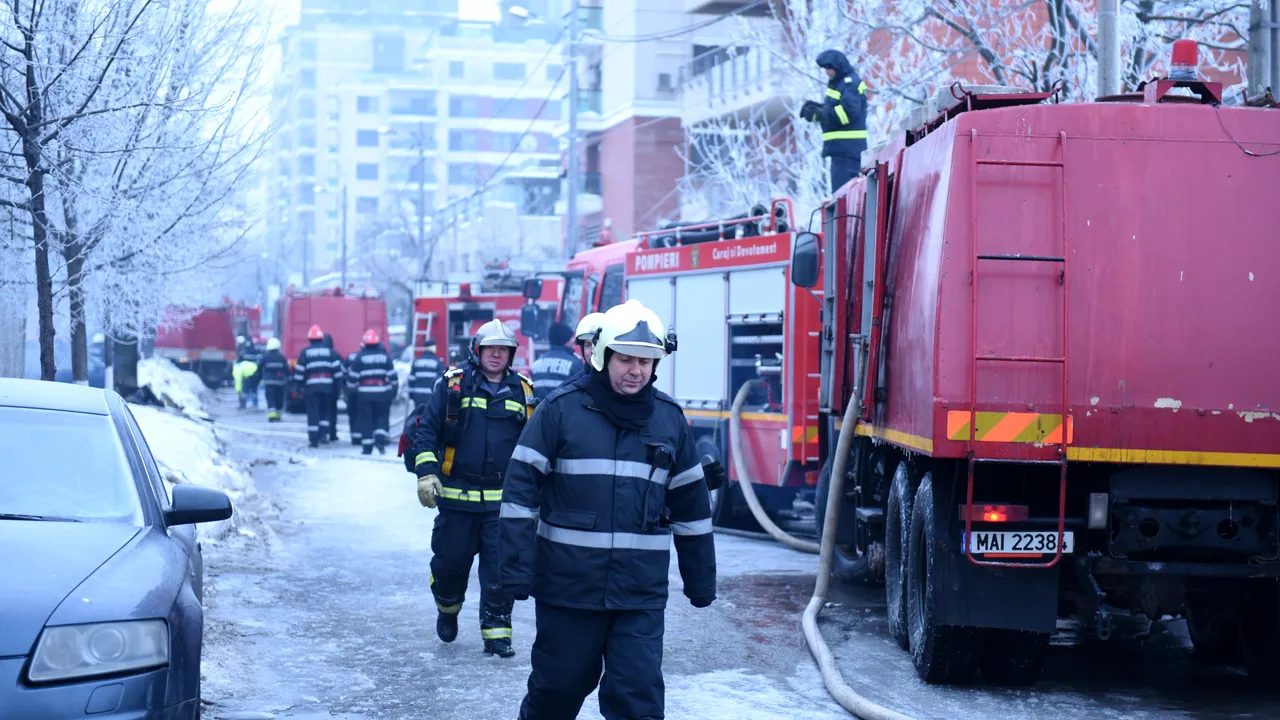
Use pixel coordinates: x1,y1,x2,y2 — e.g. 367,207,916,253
406,319,535,658
294,325,344,448
407,338,444,409
261,339,289,422
530,322,582,400
349,329,398,455
500,299,716,720
800,49,868,193
345,348,362,446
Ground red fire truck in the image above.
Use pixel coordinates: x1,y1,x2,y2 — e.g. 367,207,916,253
793,68,1280,684
409,278,562,373
153,306,238,388
226,301,265,342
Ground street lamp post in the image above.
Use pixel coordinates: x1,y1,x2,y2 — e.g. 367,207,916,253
381,123,431,281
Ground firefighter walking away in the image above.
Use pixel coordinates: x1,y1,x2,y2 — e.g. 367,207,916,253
293,325,344,448
408,338,444,408
500,299,716,720
404,319,535,658
530,322,582,400
800,49,868,192
260,338,289,422
348,329,398,455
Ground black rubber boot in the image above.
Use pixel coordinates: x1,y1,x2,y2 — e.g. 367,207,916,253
437,612,458,643
484,638,515,658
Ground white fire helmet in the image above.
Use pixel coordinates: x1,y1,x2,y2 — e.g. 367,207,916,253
472,319,518,365
575,312,607,342
265,338,281,351
591,300,669,372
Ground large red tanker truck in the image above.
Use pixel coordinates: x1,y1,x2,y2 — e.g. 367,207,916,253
794,70,1280,684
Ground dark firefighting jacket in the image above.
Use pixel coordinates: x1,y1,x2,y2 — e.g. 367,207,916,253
347,345,397,400
292,340,344,390
529,345,583,401
813,49,867,159
408,364,535,513
408,349,444,403
498,376,717,611
260,349,290,386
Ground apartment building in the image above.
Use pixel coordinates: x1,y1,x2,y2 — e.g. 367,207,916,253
269,1,564,283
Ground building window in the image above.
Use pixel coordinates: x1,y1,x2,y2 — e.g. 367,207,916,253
372,32,405,74
546,64,562,81
449,61,464,79
297,183,315,205
356,196,379,214
299,69,316,89
298,154,316,176
356,163,379,181
494,62,526,81
448,130,477,151
357,96,379,114
297,124,317,148
492,132,520,153
449,96,480,118
298,96,317,119
448,164,477,185
299,38,317,62
356,129,380,147
390,90,437,116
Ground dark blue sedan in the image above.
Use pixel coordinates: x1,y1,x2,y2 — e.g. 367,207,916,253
0,379,232,718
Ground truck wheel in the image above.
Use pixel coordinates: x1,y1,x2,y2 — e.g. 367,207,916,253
1236,584,1280,685
981,629,1049,685
1186,600,1240,664
906,471,983,684
885,462,913,651
815,458,876,582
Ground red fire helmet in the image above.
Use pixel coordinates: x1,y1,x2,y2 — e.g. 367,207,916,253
308,325,324,340
362,329,381,345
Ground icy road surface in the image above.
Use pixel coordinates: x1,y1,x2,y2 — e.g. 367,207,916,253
202,394,1280,720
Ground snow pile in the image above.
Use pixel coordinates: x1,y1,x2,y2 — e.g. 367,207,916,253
137,356,211,419
131,404,255,543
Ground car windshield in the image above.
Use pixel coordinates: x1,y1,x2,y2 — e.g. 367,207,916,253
0,407,143,523
560,272,585,330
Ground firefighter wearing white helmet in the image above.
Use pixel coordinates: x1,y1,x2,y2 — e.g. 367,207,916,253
500,299,716,719
402,318,534,659
574,311,607,365
260,338,289,422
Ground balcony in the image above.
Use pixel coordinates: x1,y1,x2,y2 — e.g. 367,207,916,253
681,45,795,128
555,88,604,136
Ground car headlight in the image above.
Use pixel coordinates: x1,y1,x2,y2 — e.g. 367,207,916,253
27,620,168,683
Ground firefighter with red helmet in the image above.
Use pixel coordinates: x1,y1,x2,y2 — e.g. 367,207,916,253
348,329,398,455
404,319,535,658
293,324,344,448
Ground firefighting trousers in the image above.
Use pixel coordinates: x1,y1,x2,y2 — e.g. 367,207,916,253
830,153,862,193
519,602,665,720
328,393,340,440
305,388,332,446
346,392,361,445
264,384,285,420
429,510,512,642
356,394,391,453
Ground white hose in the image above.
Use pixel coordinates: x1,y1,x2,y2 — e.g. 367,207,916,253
802,396,916,720
728,380,820,554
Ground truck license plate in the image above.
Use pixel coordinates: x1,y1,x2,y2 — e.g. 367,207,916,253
966,531,1074,555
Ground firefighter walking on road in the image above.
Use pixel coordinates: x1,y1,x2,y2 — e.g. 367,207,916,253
800,49,868,192
407,338,444,408
345,349,362,446
530,322,582,400
323,333,342,443
500,299,717,720
349,329,398,455
406,319,535,658
261,338,289,422
294,325,344,448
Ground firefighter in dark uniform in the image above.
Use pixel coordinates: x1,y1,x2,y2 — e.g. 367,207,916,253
323,333,341,442
260,338,289,422
293,325,344,448
345,349,362,446
350,329,398,455
530,322,582,401
500,299,717,720
801,49,868,193
407,338,444,408
408,319,535,658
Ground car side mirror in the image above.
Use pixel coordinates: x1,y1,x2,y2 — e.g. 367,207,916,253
522,277,543,300
165,484,233,526
790,231,821,289
520,303,544,341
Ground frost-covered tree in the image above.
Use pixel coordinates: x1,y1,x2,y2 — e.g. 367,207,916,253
681,0,1252,222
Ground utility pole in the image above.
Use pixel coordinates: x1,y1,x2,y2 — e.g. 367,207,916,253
340,184,348,290
1097,0,1120,97
417,120,428,280
302,222,310,287
1248,0,1275,97
565,0,580,257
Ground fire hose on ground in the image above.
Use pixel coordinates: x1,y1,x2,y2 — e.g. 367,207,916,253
729,380,914,720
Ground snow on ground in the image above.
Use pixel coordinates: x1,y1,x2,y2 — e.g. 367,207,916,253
137,356,212,419
131,404,256,543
